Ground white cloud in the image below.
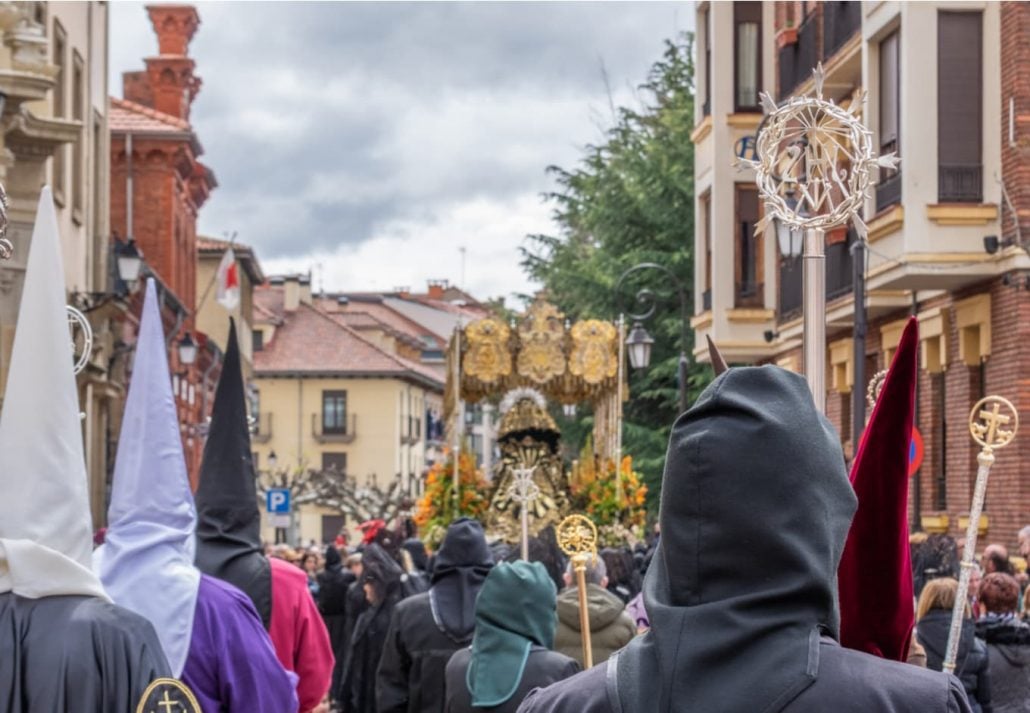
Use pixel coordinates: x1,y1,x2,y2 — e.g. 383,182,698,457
109,1,693,302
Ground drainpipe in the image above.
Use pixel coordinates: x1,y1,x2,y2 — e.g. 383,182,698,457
851,235,867,451
911,291,921,531
125,132,133,239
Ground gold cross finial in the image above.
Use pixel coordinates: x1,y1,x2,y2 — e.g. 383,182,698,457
157,691,178,713
969,396,1018,451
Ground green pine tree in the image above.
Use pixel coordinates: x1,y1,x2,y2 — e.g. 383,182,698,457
522,34,711,514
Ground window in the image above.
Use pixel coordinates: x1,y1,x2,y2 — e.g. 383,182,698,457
734,2,763,112
322,390,348,435
71,51,84,219
734,184,763,307
937,12,983,202
321,452,347,474
876,30,901,212
52,20,66,202
252,329,264,352
700,191,712,311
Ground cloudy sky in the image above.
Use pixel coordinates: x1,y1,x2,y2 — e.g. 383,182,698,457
110,2,691,302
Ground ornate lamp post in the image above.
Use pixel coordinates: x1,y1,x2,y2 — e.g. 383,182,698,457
741,64,897,411
614,262,690,414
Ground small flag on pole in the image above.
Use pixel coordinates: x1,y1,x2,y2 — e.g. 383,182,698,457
216,248,239,309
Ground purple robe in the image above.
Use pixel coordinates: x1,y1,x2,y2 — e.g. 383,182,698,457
182,574,299,713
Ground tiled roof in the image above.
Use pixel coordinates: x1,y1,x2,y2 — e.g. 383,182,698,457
254,287,284,325
110,97,191,133
253,302,443,388
334,296,441,345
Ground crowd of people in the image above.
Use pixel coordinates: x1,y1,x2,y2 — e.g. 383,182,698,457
4,195,1030,713
267,517,651,712
911,533,1030,713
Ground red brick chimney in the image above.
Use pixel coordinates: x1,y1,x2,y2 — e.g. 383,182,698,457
427,279,449,300
122,5,202,120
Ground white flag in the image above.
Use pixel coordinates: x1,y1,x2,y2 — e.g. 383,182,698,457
216,247,240,310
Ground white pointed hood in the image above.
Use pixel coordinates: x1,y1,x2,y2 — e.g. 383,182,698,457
0,187,107,600
93,278,200,676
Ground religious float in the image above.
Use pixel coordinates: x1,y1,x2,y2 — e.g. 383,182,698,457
414,298,647,548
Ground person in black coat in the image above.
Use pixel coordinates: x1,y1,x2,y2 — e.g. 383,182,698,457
976,573,1030,713
319,544,356,709
916,578,992,712
446,561,580,713
340,544,403,713
518,366,971,713
378,518,494,713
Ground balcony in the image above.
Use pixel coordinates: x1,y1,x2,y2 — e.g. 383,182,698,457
826,229,856,301
400,414,421,446
778,15,819,99
251,412,273,444
777,230,854,322
875,172,902,214
778,258,803,321
938,163,983,203
312,413,357,444
823,2,861,60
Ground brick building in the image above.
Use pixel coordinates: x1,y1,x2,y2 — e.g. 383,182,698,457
109,4,218,483
693,1,1030,551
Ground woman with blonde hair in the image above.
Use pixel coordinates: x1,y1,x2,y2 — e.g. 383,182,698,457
916,578,992,712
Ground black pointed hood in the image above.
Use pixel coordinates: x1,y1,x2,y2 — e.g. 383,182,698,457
429,518,494,642
614,366,857,712
194,320,271,627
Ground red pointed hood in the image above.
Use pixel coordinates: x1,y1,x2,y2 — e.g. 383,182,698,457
838,317,918,660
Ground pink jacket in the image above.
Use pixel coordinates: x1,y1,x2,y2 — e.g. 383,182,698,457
268,556,334,712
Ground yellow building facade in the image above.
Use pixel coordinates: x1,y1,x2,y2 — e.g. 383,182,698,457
252,276,443,545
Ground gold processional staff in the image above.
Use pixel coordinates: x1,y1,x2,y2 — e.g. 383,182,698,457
943,396,1019,673
557,513,599,669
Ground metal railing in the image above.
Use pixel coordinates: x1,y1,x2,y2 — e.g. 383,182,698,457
823,2,861,60
939,163,982,203
778,258,803,320
701,288,712,312
777,15,819,99
876,172,902,213
312,413,357,444
826,229,856,301
251,412,273,444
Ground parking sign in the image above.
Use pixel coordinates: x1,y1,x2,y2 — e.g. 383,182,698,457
266,488,291,514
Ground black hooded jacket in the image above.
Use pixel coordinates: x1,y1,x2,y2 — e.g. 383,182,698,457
193,321,272,628
976,614,1030,713
342,543,404,713
378,518,494,713
518,366,971,713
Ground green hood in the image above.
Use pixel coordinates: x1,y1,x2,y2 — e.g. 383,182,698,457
467,561,557,707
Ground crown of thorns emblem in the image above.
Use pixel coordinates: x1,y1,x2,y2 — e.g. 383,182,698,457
738,63,899,241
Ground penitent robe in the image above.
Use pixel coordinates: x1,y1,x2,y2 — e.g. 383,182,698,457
0,592,170,712
182,574,298,713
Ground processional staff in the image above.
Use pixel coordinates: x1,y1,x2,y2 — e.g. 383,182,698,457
508,465,541,562
557,513,599,669
943,396,1019,673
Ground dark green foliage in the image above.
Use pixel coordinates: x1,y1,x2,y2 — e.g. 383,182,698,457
521,34,712,514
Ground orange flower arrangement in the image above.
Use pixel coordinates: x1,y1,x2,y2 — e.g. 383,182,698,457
569,440,647,538
414,449,490,547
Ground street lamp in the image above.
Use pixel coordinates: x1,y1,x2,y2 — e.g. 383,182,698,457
624,322,655,370
614,262,691,414
177,332,198,366
116,238,144,285
268,450,278,470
